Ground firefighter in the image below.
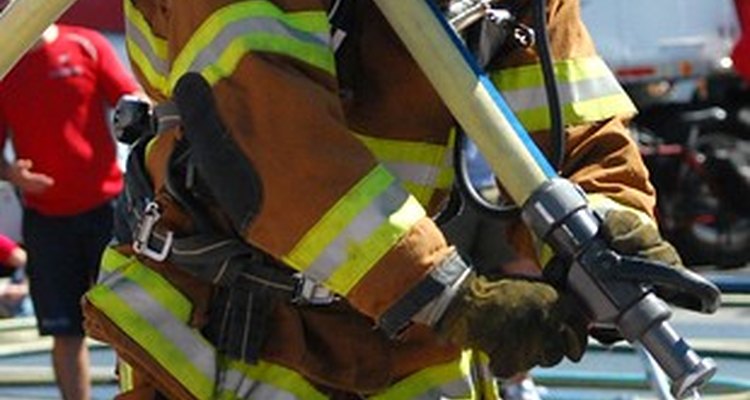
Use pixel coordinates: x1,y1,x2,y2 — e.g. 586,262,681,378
82,0,683,398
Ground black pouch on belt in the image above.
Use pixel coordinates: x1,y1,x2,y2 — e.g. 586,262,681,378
203,276,274,365
171,72,263,236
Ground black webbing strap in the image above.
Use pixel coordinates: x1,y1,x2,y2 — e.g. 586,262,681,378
328,0,356,52
137,226,296,292
114,137,155,244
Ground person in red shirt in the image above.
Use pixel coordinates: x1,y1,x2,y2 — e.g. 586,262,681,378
733,0,750,83
0,233,26,272
0,233,29,318
0,22,141,400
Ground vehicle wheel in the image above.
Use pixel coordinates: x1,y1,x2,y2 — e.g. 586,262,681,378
666,174,750,269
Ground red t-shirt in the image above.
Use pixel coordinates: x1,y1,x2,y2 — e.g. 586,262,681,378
0,25,139,216
0,234,18,265
733,0,750,82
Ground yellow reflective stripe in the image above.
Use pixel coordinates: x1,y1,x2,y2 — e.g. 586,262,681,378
538,241,555,268
86,266,216,398
354,133,454,205
117,359,134,393
95,251,328,399
490,56,636,130
355,133,452,165
326,194,425,293
98,252,192,331
219,358,327,400
469,351,500,399
100,247,131,276
282,165,426,295
123,0,169,95
513,93,637,132
435,155,455,188
492,56,611,90
169,0,334,92
371,351,476,400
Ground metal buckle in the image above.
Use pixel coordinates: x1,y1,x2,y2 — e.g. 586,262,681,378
132,202,174,262
293,274,336,305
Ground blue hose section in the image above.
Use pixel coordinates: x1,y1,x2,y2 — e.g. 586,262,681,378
424,0,557,179
533,370,750,393
707,275,750,294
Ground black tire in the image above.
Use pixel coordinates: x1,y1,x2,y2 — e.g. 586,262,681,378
663,166,750,269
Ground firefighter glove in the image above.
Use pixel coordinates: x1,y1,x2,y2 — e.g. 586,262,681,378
599,207,718,313
600,208,682,267
435,274,588,378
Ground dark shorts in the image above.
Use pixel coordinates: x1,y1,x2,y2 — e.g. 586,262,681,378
23,202,114,336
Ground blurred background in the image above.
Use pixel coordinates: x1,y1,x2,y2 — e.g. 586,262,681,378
0,0,748,399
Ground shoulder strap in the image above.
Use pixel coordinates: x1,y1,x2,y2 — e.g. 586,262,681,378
328,0,356,53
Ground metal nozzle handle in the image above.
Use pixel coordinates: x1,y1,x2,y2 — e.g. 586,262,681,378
639,320,717,398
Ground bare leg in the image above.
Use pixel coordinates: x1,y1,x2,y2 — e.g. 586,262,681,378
52,335,91,400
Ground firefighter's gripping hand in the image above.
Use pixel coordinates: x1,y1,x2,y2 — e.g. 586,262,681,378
599,208,705,311
600,208,682,267
435,274,588,378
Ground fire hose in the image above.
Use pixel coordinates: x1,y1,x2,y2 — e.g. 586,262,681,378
0,0,724,398
370,1,721,398
0,0,77,80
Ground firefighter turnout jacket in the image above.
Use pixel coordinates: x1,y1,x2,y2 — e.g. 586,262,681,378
82,0,655,398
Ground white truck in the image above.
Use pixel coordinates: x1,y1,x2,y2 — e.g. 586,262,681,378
580,0,741,84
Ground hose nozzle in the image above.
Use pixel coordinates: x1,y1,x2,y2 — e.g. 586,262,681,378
639,319,717,398
521,179,721,399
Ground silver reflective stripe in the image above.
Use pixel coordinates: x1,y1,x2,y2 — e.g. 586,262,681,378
110,278,217,380
220,369,298,400
125,18,169,78
304,182,410,283
184,16,329,75
384,161,443,188
370,351,480,400
439,141,454,186
436,377,474,398
412,377,473,400
502,74,625,113
354,133,455,204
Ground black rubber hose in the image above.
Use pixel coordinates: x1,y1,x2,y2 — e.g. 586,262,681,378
532,0,565,168
454,0,565,219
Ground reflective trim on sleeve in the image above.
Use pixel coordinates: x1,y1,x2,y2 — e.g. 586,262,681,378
123,0,169,96
490,56,637,131
354,132,455,206
282,165,426,295
169,0,335,92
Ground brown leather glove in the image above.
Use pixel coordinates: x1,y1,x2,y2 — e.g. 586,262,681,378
600,208,695,309
435,274,588,378
600,208,682,267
